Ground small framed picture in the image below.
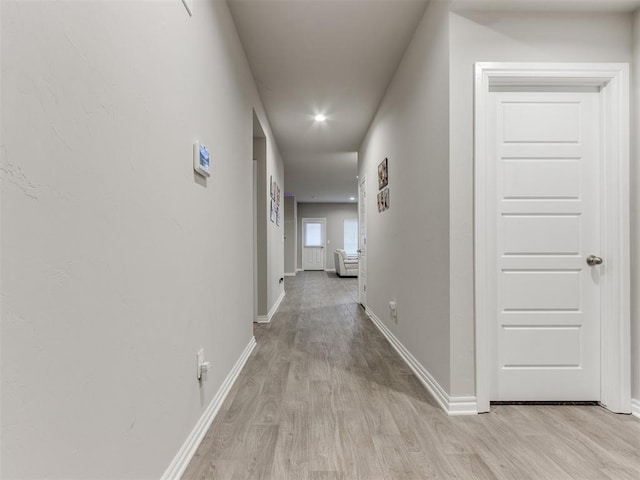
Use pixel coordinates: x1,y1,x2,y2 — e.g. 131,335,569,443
276,185,281,205
378,157,388,190
270,199,276,222
378,187,390,212
276,205,281,226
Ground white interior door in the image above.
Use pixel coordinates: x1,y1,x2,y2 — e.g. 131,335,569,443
488,90,602,401
358,176,367,306
302,218,325,271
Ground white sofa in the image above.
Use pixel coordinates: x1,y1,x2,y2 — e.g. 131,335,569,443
334,249,358,277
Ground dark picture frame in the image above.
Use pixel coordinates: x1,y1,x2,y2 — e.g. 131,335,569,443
378,157,388,190
377,187,390,212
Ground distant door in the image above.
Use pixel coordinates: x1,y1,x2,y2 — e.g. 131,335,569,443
488,90,601,401
358,176,367,306
302,218,325,271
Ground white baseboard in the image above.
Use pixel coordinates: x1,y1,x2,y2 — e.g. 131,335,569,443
256,290,286,323
161,336,257,480
284,272,296,277
365,308,477,416
296,268,303,273
324,268,336,273
449,396,479,415
632,398,640,419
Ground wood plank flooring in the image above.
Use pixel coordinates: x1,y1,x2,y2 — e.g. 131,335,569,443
182,272,640,480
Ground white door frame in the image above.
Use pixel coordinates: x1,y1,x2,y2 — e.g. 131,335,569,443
302,217,326,270
474,62,630,414
358,175,367,306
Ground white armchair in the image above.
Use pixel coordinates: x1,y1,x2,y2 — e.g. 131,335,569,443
334,249,358,277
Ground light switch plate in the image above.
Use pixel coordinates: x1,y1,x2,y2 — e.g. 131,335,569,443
182,0,193,17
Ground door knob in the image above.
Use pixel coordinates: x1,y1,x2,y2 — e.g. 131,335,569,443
586,255,603,266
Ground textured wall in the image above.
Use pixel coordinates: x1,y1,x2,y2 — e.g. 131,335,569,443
1,1,282,477
359,0,452,393
284,196,297,274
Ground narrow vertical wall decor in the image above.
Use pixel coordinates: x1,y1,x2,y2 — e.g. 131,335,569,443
378,157,388,189
377,158,390,212
377,187,390,212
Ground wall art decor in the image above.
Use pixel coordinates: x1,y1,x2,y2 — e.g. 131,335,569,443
378,157,388,190
377,187,390,212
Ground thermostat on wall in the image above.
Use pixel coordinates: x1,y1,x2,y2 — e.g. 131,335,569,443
193,141,211,177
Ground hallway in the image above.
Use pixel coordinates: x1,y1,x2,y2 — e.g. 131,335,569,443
183,272,640,480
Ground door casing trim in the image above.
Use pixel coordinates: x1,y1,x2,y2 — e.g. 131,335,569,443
474,62,631,414
358,175,367,307
301,217,327,271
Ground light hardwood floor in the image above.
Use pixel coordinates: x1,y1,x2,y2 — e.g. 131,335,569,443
182,272,640,480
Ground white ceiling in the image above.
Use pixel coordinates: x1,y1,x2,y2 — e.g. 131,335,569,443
229,0,640,203
228,0,430,203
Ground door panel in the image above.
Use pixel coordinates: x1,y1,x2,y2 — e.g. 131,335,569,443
502,102,580,143
502,215,580,255
501,270,581,311
501,326,581,367
302,218,325,271
503,160,580,199
490,91,601,401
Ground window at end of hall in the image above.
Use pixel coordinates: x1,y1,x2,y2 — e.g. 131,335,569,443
344,219,358,256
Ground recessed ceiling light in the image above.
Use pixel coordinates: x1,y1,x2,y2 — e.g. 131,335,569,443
314,114,326,122
350,197,355,201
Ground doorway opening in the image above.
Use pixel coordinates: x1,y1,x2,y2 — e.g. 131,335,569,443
253,111,267,322
302,218,326,271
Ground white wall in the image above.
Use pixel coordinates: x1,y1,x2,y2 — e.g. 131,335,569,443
0,1,3,475
297,203,358,271
255,136,268,315
267,150,285,306
1,1,283,478
284,196,297,275
361,4,635,402
448,9,634,397
358,0,452,392
632,8,640,404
